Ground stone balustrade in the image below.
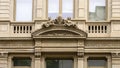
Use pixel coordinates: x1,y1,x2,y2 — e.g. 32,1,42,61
10,22,34,37
13,25,32,34
86,22,111,37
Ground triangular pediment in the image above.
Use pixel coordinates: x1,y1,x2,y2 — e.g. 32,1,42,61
32,16,87,39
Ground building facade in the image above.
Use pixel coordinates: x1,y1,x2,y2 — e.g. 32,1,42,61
0,0,120,68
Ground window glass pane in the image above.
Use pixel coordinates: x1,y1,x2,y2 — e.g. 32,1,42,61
13,57,31,66
62,0,73,18
46,59,73,68
48,0,59,19
88,60,106,66
16,0,32,21
89,0,106,21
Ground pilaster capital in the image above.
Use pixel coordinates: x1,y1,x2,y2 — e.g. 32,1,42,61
0,52,8,58
35,52,41,58
77,52,84,58
111,52,120,58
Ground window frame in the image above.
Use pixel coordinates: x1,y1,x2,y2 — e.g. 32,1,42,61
14,0,34,22
44,53,76,68
87,0,108,22
87,57,107,67
45,58,74,68
9,54,34,68
47,0,75,19
12,57,32,66
85,54,111,68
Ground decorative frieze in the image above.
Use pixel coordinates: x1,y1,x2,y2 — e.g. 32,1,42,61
85,40,120,49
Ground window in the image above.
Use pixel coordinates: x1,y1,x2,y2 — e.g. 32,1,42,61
15,0,32,21
89,0,106,21
48,0,59,19
48,0,73,19
88,57,107,68
46,59,73,68
13,57,31,66
62,0,73,18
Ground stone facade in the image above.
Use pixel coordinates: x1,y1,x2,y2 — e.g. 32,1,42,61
0,0,120,68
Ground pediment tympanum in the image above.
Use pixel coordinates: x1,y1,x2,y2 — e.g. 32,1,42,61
32,16,87,39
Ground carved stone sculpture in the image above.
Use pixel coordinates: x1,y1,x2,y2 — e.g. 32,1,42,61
42,16,76,28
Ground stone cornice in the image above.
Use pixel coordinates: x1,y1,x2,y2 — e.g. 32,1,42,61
87,37,120,40
33,36,86,39
1,37,120,40
0,37,33,40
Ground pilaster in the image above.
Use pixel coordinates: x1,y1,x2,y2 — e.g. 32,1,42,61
35,52,41,68
34,0,47,20
0,52,8,68
77,40,84,54
35,39,42,68
77,40,84,68
75,0,86,20
77,52,84,68
111,52,120,68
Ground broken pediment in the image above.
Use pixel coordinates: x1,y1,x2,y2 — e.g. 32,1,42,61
32,16,87,39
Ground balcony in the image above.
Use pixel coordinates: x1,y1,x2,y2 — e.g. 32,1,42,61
86,22,111,37
10,22,34,37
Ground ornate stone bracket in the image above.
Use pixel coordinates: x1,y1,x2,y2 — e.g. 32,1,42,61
77,52,84,57
0,52,8,58
112,52,120,58
42,16,76,28
35,52,41,58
